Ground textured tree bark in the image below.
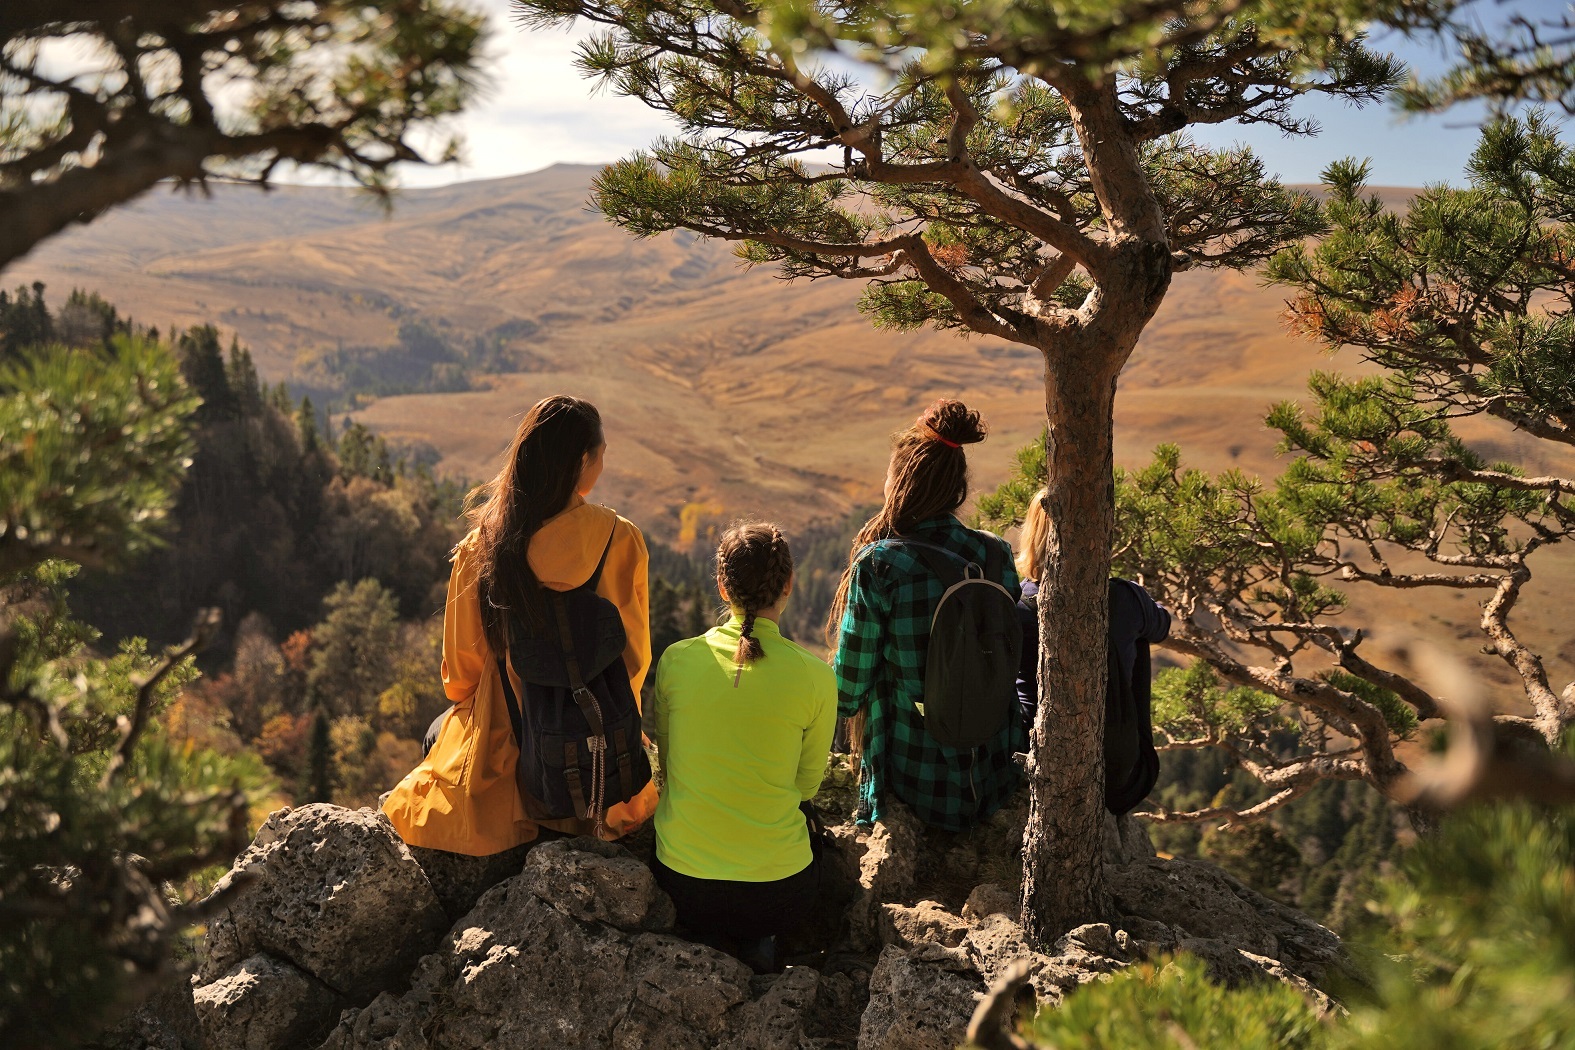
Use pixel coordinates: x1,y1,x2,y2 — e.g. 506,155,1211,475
1018,227,1171,943
1020,343,1122,943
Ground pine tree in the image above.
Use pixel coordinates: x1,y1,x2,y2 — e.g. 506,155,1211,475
0,331,267,1045
176,325,235,422
0,2,487,271
513,0,1402,939
296,396,321,453
306,703,334,804
226,339,263,417
978,114,1575,830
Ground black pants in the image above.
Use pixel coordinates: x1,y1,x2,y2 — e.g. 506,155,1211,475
651,851,820,942
422,709,448,757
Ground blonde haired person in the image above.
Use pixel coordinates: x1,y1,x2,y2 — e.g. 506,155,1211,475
1013,487,1171,739
1013,488,1051,733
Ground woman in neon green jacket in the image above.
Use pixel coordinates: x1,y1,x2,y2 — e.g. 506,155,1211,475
647,521,837,972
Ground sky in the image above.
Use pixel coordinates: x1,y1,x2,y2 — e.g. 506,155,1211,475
396,0,1567,190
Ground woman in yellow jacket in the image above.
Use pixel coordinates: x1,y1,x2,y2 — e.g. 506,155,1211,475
383,395,658,855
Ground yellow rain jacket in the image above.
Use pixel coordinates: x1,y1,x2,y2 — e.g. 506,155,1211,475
383,496,658,855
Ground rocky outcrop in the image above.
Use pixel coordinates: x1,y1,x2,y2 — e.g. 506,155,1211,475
163,794,1346,1050
407,842,532,921
192,805,451,1050
94,978,205,1050
317,837,832,1050
858,944,982,1050
1105,853,1349,988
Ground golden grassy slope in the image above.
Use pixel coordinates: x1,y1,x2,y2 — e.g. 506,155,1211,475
14,168,1574,709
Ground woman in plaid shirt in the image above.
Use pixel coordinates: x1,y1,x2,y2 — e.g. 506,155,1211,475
827,400,1027,831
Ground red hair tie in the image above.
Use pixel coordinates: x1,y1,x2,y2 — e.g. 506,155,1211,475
920,423,961,449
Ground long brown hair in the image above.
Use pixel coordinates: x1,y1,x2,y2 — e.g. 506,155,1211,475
466,395,604,653
824,398,988,644
715,521,794,669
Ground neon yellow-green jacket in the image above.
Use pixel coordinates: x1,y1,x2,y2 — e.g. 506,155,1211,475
650,615,837,882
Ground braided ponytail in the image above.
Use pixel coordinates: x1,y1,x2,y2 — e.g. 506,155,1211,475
715,521,795,671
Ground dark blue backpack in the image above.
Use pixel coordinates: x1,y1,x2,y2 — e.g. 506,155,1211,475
497,530,651,834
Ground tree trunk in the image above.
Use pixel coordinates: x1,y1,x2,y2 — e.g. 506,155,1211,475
1019,341,1124,943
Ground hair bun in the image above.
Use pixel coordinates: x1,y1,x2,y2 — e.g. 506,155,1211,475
918,399,987,446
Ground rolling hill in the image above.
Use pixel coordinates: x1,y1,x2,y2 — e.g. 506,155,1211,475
12,164,1575,708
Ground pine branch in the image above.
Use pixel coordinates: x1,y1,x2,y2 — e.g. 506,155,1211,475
99,608,221,790
966,958,1037,1050
1137,781,1319,827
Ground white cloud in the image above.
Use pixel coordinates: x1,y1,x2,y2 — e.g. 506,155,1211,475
398,0,678,185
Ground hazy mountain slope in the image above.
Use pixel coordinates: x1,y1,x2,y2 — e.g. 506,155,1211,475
13,167,1574,709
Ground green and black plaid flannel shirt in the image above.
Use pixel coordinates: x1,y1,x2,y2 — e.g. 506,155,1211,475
833,516,1027,831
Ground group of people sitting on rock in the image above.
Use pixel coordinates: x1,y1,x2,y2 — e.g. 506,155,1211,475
383,394,1168,972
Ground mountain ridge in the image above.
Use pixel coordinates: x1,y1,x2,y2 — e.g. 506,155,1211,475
12,167,1575,710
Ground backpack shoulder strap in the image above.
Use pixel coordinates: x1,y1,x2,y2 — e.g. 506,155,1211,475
551,593,606,736
980,534,1005,587
888,536,973,589
496,656,523,745
583,525,618,593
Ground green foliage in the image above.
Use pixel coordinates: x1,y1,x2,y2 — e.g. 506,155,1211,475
306,706,333,805
1153,661,1291,742
1026,800,1575,1049
1022,953,1323,1049
1256,114,1575,748
1336,801,1575,1048
1396,5,1575,113
0,336,198,578
10,286,473,644
0,337,268,1043
974,433,1046,532
307,579,401,718
1322,670,1416,739
1267,113,1575,451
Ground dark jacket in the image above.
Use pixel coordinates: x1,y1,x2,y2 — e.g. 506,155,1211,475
1016,578,1171,735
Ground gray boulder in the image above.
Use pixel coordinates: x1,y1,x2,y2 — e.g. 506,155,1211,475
857,944,980,1050
199,805,448,1000
317,838,829,1050
193,805,450,1050
846,802,921,949
1107,854,1347,986
91,977,204,1050
192,954,342,1050
407,842,532,921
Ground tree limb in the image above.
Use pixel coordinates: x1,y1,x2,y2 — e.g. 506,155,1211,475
99,608,221,790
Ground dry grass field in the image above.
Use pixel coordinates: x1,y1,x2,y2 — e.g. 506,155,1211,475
14,167,1575,712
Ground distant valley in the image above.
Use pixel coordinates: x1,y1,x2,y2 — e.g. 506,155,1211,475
13,164,1575,709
